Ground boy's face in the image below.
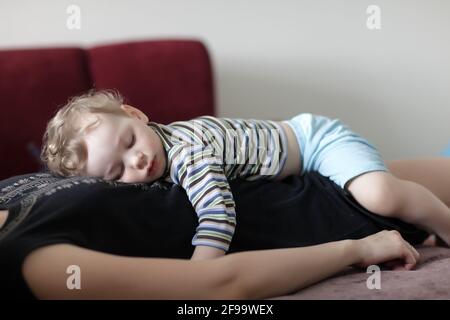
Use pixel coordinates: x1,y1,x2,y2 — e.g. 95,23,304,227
83,105,167,183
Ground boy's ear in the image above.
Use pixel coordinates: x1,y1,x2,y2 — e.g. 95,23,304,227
120,104,149,123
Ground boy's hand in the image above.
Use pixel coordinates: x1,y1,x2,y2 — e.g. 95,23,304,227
191,246,225,260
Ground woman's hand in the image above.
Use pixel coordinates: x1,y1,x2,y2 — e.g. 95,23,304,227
354,230,420,271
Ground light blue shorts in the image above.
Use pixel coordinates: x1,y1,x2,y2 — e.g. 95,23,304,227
283,113,388,189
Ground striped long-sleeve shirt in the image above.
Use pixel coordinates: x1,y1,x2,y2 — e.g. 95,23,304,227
148,116,288,252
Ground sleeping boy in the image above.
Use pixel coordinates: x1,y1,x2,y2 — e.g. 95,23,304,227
41,90,450,259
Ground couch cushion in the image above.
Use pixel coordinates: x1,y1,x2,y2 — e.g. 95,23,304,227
88,40,215,124
0,48,91,180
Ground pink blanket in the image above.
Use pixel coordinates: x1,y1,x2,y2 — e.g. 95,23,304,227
272,246,450,299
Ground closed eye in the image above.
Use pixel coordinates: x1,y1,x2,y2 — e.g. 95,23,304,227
116,164,125,181
128,133,135,149
113,133,134,181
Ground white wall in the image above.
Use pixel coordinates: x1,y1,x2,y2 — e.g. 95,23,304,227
1,0,449,159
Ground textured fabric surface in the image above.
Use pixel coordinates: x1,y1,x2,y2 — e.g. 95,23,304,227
272,246,450,300
88,40,215,125
0,48,91,179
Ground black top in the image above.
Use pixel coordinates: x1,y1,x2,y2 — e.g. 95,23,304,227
0,172,427,299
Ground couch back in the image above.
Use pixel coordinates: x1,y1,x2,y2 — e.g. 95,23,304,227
0,39,215,180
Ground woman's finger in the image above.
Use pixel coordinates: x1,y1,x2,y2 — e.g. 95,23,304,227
410,244,420,261
384,259,404,270
401,243,418,270
404,240,420,262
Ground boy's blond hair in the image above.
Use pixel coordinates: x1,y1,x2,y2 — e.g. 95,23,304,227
41,89,126,177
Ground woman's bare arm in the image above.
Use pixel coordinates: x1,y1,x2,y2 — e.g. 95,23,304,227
387,157,450,206
22,230,418,299
23,244,237,300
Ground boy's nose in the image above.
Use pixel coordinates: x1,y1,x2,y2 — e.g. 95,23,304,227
133,151,147,170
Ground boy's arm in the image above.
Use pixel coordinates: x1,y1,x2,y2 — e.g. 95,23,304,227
169,145,236,259
191,246,225,260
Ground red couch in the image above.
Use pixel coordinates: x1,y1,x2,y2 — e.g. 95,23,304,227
0,39,215,180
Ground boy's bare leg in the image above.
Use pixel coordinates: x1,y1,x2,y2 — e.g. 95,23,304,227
386,157,450,207
347,170,450,246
